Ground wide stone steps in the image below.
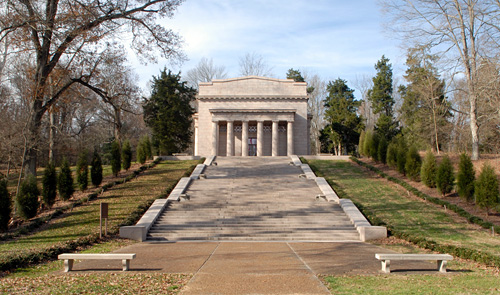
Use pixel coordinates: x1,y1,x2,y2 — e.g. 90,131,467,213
146,157,360,242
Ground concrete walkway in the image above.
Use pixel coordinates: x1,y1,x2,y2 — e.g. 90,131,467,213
68,241,439,294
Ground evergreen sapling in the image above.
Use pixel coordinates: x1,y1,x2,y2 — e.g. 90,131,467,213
42,162,57,208
17,174,40,220
90,149,103,187
457,153,475,202
436,155,454,197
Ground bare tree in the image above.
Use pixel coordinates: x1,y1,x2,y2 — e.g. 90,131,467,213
185,57,227,88
353,74,376,131
238,52,273,77
305,74,327,154
381,0,500,160
0,0,184,176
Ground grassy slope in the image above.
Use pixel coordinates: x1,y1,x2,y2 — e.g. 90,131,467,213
0,160,197,265
308,160,500,294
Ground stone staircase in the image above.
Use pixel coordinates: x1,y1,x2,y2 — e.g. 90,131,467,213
147,157,360,242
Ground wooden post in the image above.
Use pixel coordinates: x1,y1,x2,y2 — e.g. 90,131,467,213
100,203,108,238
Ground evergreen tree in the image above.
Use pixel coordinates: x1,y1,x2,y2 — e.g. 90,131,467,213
17,174,39,220
405,145,422,181
286,68,314,93
76,151,89,191
363,130,373,158
396,139,407,175
475,163,499,213
436,155,454,196
457,153,475,202
370,133,380,161
358,130,366,157
323,79,364,155
122,140,132,171
386,141,398,168
368,55,398,141
399,47,451,152
90,149,103,187
143,69,195,155
377,136,388,164
42,162,57,208
137,140,147,164
0,178,11,232
58,158,74,201
143,135,152,160
111,140,121,177
421,150,437,188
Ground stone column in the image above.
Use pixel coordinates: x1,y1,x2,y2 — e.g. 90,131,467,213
212,121,218,156
287,121,294,156
272,120,279,157
242,121,249,157
226,121,234,156
257,121,264,157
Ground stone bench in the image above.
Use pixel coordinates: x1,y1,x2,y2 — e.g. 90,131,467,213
375,253,453,273
58,253,136,272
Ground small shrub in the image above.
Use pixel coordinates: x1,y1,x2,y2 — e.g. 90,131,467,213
396,139,407,175
0,178,11,231
17,174,40,220
58,158,74,201
143,135,152,160
421,150,437,188
377,136,388,165
405,145,422,181
370,133,380,161
76,150,88,192
111,140,121,177
457,153,475,202
363,130,373,158
358,130,366,157
122,140,132,171
90,149,103,187
137,142,147,164
42,162,57,208
386,141,398,168
436,155,454,197
475,163,499,213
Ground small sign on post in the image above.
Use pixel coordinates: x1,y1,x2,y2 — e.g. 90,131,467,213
100,203,108,238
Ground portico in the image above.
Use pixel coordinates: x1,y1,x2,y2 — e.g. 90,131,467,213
195,76,310,157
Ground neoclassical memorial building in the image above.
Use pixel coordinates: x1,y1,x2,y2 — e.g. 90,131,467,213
194,76,310,157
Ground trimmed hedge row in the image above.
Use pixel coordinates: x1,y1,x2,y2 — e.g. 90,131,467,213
349,156,500,268
0,158,202,273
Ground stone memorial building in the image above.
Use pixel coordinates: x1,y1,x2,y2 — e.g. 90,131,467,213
194,76,310,157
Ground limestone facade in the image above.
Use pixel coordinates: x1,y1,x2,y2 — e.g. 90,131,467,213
195,76,310,157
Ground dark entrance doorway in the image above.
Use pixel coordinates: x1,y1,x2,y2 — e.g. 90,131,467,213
248,138,257,156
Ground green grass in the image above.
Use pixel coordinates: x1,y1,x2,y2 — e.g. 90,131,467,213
308,160,500,255
309,160,500,294
0,160,197,266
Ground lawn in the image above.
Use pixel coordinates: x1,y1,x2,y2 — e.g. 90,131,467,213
309,159,500,294
0,160,198,268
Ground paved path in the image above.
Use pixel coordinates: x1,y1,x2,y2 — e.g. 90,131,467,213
69,241,438,294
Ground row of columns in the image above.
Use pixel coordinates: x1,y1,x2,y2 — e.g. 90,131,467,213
212,120,294,156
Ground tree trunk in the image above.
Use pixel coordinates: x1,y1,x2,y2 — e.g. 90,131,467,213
113,107,122,144
469,94,480,160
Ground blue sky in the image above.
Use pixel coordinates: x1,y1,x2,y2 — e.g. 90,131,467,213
131,0,406,97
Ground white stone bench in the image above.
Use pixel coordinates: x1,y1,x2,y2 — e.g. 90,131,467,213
58,253,136,272
375,253,453,273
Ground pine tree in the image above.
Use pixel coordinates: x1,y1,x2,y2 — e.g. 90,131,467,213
42,162,57,208
363,130,373,158
405,145,422,181
76,151,89,192
17,174,40,220
475,163,499,214
122,140,132,171
370,133,380,162
143,69,195,155
58,158,74,201
457,153,475,202
111,140,121,177
436,155,454,197
137,140,147,164
144,135,152,160
421,150,437,188
0,178,11,231
90,149,103,187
